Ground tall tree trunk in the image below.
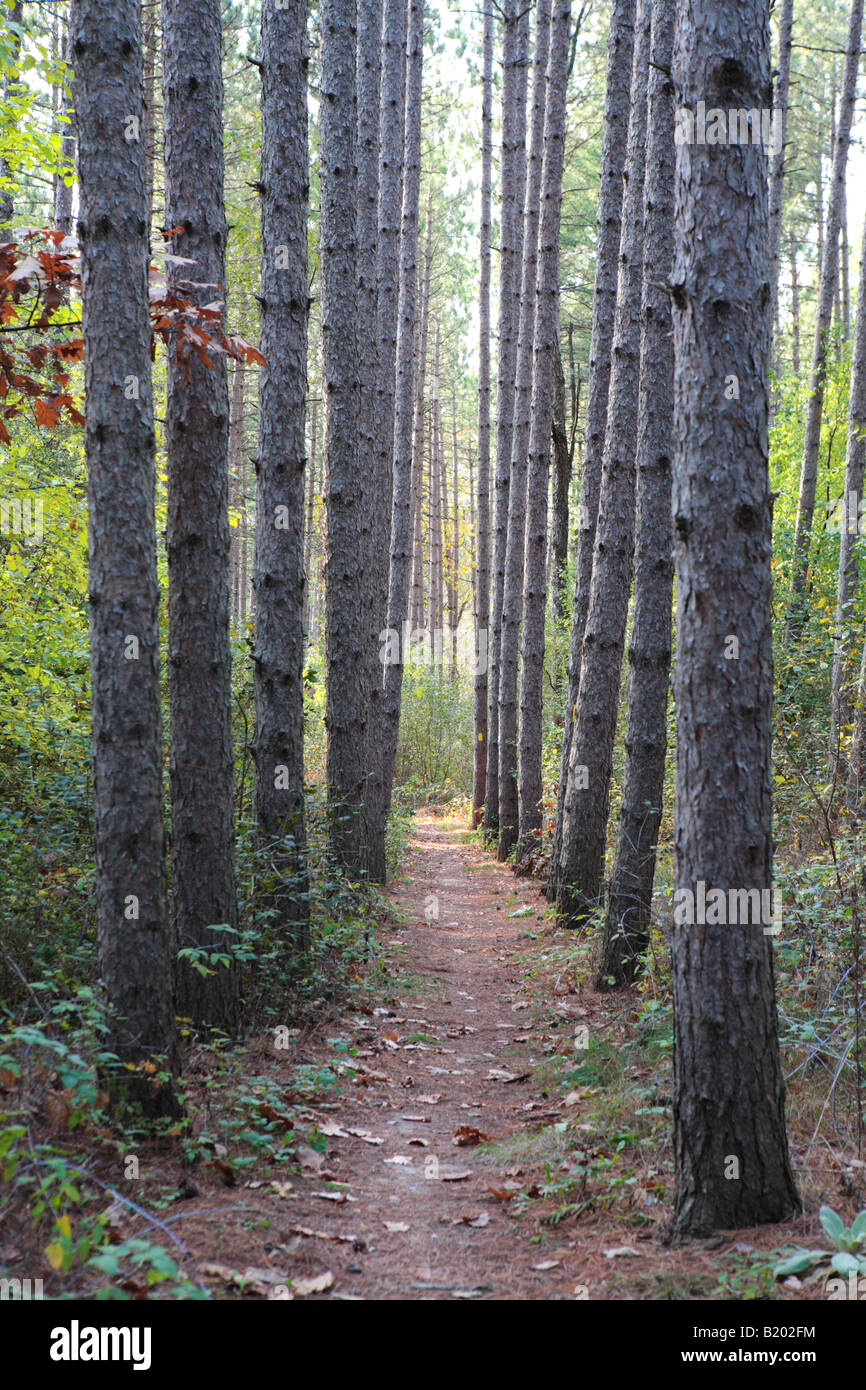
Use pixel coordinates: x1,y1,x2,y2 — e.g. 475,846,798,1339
547,0,635,899
54,17,76,235
768,0,793,378
790,229,801,375
517,0,572,858
229,360,245,627
550,337,571,643
366,0,407,878
381,0,424,814
841,180,850,343
141,2,156,247
163,0,240,1034
556,0,650,928
473,1,494,828
485,0,530,834
450,385,459,676
304,394,318,636
410,215,431,632
498,0,552,860
356,0,385,879
669,0,800,1237
597,0,675,987
254,0,310,953
321,0,365,871
71,0,179,1114
830,217,866,769
786,0,863,637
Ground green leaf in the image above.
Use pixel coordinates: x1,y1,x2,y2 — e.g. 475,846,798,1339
830,1252,861,1277
849,1210,866,1244
819,1205,845,1245
773,1249,828,1277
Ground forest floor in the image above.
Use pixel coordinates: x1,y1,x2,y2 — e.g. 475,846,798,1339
8,812,856,1301
144,813,841,1302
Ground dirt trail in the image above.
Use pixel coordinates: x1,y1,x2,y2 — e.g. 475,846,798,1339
177,814,815,1301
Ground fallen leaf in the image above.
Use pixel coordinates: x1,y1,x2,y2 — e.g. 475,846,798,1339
312,1190,356,1203
317,1119,349,1137
407,1137,428,1147
415,1093,442,1104
533,1259,560,1271
453,1126,490,1147
293,1271,334,1295
400,1114,431,1123
346,1127,384,1145
603,1246,641,1259
440,1168,472,1182
270,1181,294,1198
384,1221,410,1233
452,1212,489,1228
384,1155,412,1165
298,1146,325,1173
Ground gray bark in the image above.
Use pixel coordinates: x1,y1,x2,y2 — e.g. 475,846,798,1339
321,0,365,870
381,0,424,814
516,0,572,858
366,0,406,878
598,0,675,987
497,0,552,860
790,229,800,375
163,0,240,1034
767,0,793,375
787,0,863,636
0,2,23,227
669,0,800,1236
830,216,866,767
556,0,650,928
54,18,76,236
485,0,530,834
547,0,635,899
254,0,310,952
71,0,179,1114
473,2,494,828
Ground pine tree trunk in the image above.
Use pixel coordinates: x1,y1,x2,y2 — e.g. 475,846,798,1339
71,0,179,1114
355,0,385,878
787,0,863,637
669,0,800,1237
304,394,318,635
163,0,240,1034
790,229,801,375
497,0,552,860
381,0,424,814
830,217,866,768
485,0,530,834
0,2,23,227
768,0,793,376
254,0,310,954
597,0,675,988
54,18,76,235
229,360,245,628
473,2,494,828
321,0,366,871
547,0,635,899
556,0,650,928
550,338,571,644
516,0,572,859
366,0,407,878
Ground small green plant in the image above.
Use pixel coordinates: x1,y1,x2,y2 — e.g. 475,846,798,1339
773,1206,866,1279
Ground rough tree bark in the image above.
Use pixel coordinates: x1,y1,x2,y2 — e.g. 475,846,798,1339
669,0,800,1237
768,0,793,376
356,0,385,879
556,0,650,929
254,0,310,953
366,0,406,878
381,0,424,816
71,0,179,1114
163,0,240,1034
516,0,572,858
597,0,675,988
786,0,863,637
790,229,800,376
498,0,552,859
321,0,366,871
410,205,432,631
54,17,76,235
830,218,866,769
547,0,635,899
473,1,494,828
485,0,530,834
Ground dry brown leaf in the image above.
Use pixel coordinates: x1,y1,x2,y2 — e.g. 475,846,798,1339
293,1271,334,1295
453,1126,490,1147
